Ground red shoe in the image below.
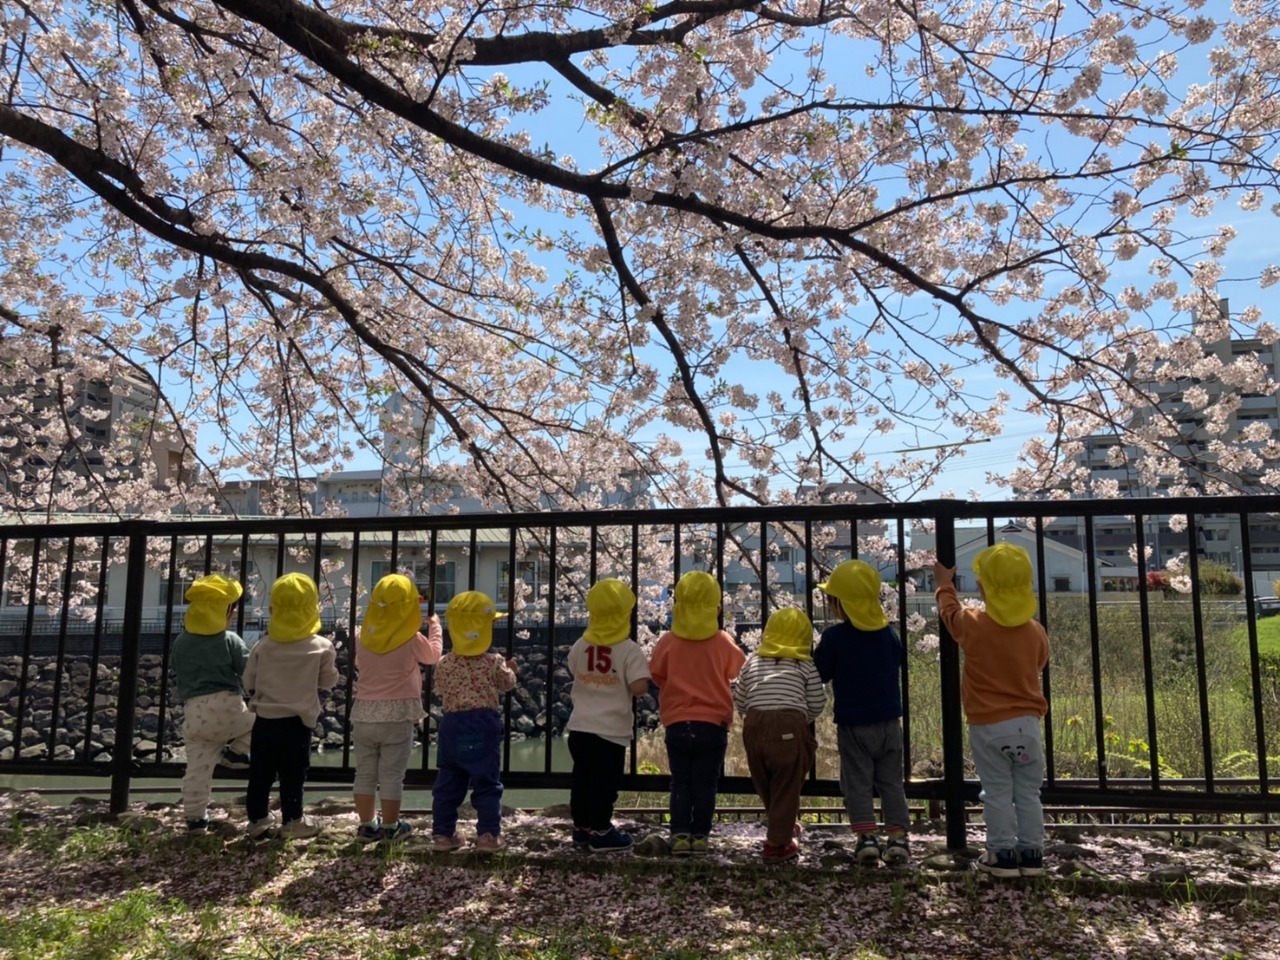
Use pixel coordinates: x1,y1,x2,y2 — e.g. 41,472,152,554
763,840,799,864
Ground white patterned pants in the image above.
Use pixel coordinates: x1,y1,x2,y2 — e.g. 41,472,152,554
182,690,254,820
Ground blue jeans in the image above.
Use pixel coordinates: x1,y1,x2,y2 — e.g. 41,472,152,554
665,721,727,837
432,708,504,837
969,715,1045,853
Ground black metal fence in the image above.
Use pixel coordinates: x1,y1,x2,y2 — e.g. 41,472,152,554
3,496,1280,849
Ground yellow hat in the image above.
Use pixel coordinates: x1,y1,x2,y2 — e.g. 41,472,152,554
757,607,815,660
360,574,424,655
973,543,1038,628
268,573,322,642
817,560,889,632
183,574,243,636
446,590,506,656
671,570,721,641
582,578,635,647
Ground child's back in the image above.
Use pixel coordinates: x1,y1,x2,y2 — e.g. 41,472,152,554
648,571,745,855
565,578,650,852
933,544,1049,879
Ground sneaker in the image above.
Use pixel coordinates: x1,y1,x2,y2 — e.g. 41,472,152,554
1018,848,1045,877
281,817,321,840
219,749,251,770
572,827,591,848
690,835,710,854
854,834,883,865
381,821,413,843
587,826,633,853
355,821,384,845
670,833,693,856
432,833,465,853
186,818,209,835
475,833,506,853
977,849,1022,878
793,822,803,839
762,840,799,864
882,835,911,866
246,816,276,840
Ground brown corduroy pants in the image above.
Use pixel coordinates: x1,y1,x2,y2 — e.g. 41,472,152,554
742,709,817,848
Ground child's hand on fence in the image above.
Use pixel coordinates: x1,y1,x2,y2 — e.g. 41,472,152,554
932,561,955,585
505,657,518,673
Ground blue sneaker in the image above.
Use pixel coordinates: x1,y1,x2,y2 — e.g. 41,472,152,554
355,821,383,844
572,827,591,848
1018,848,1045,877
587,826,633,854
220,749,251,770
977,849,1021,878
381,821,413,843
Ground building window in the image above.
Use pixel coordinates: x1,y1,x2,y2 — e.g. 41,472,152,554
1053,577,1071,592
497,560,543,605
370,558,455,606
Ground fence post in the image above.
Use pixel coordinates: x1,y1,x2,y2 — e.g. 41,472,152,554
932,504,968,850
110,524,149,815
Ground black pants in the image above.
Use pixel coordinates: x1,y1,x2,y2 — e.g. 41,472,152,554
247,715,311,824
568,730,626,831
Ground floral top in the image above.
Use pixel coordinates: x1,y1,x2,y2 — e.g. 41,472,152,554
434,652,517,713
349,696,424,724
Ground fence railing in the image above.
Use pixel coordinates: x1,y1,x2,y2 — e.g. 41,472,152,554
3,496,1280,849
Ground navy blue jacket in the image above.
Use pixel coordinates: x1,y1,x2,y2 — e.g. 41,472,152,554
812,621,903,726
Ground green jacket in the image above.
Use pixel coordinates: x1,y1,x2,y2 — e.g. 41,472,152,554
172,629,250,701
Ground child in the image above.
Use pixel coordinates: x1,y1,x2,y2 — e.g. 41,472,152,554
565,578,651,853
431,590,517,854
171,574,254,834
814,560,910,866
350,573,443,844
733,606,826,863
934,544,1049,878
242,573,339,840
648,570,745,855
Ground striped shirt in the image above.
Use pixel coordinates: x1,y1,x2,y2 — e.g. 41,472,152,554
733,654,826,721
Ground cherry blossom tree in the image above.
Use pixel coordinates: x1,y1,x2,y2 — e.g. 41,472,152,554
1,0,1278,518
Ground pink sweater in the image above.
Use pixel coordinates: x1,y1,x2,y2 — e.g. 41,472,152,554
353,621,443,702
649,629,746,728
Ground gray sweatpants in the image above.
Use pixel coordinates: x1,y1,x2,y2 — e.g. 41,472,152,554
182,689,254,821
837,719,910,833
352,720,415,801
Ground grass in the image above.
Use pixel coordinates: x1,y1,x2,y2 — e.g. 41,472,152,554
4,815,1280,960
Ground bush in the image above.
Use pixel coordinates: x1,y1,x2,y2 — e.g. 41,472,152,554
1196,559,1243,596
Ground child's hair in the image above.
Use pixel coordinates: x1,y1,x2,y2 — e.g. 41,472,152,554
972,543,1037,627
268,573,322,642
671,570,721,640
183,574,243,635
816,560,888,631
445,590,506,655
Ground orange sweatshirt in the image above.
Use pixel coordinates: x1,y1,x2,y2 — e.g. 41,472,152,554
648,628,746,728
935,583,1048,725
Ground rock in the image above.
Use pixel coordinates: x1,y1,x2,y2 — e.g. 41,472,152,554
1056,860,1102,878
117,814,163,834
634,833,669,856
143,800,176,812
74,811,114,827
1196,834,1243,853
538,803,572,819
1046,842,1094,859
922,852,972,872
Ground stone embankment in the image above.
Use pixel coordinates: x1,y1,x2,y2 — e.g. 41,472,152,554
0,647,661,762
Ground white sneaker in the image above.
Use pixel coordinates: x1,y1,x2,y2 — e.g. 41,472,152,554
281,817,321,840
246,816,276,840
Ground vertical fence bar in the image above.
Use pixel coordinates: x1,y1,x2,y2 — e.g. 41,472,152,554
422,529,438,772
1135,514,1160,788
1084,514,1107,789
896,516,912,786
502,527,516,771
46,537,76,758
82,535,111,763
1184,513,1214,792
1240,513,1269,792
759,521,769,623
155,536,179,770
1033,517,1054,786
544,525,558,773
344,531,361,771
13,537,43,765
932,504,966,850
111,524,149,814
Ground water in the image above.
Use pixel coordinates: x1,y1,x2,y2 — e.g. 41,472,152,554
0,736,576,810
